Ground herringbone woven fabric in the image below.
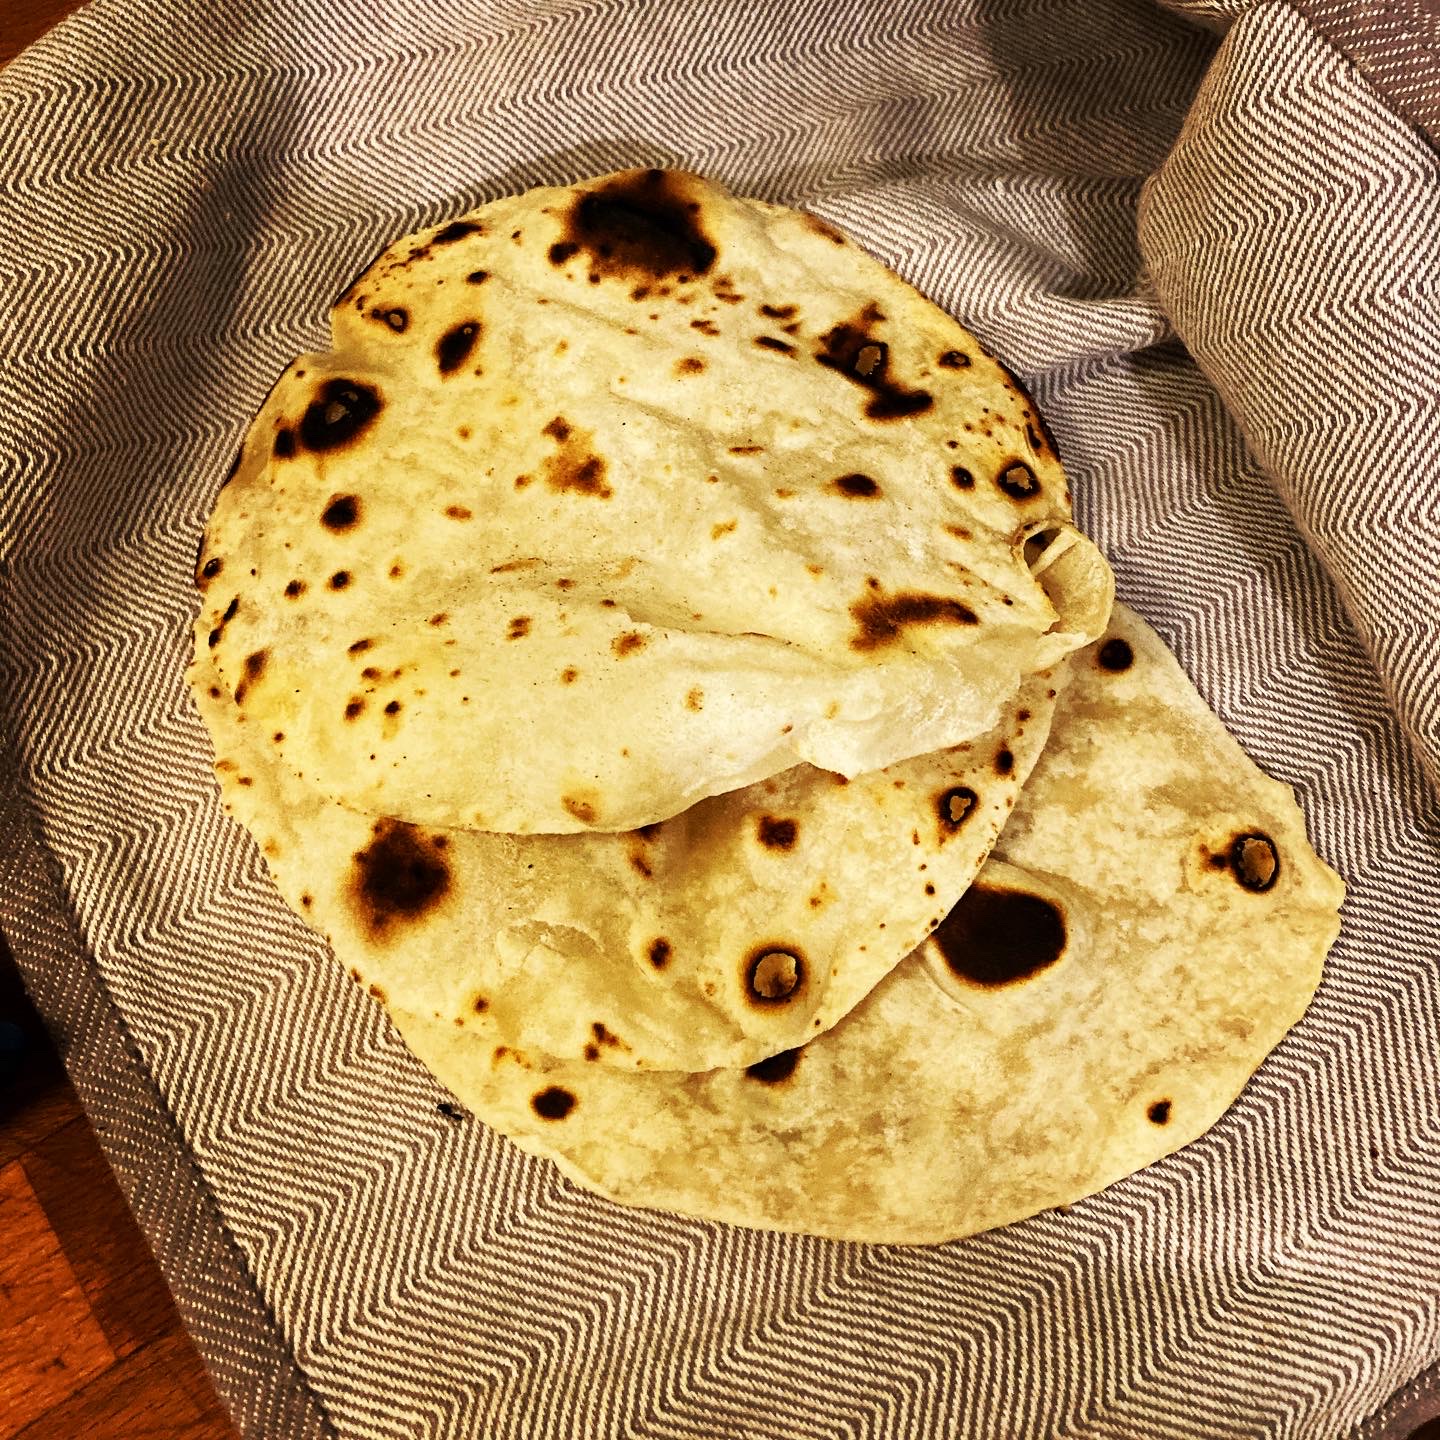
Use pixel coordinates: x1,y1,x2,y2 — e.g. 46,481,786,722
1141,0,1440,798
1297,0,1440,144
2,2,1437,1437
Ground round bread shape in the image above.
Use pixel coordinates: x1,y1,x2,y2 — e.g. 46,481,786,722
195,169,1110,834
388,606,1344,1243
192,658,1059,1071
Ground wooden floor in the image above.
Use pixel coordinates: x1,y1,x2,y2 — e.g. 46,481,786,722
0,0,85,68
0,937,236,1439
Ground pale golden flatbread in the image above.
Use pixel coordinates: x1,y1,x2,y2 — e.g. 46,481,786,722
195,169,1110,834
389,606,1344,1243
193,659,1060,1070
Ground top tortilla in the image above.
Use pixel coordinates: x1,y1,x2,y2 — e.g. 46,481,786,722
195,168,1110,833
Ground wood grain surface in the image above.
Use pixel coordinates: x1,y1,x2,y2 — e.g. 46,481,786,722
0,0,86,67
0,938,236,1438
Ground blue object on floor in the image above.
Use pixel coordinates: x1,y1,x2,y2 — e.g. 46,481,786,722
0,1019,27,1086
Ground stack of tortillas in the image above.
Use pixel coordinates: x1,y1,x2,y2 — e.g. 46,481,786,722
191,170,1344,1244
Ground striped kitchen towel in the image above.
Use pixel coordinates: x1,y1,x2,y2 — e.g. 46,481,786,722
1,1,1436,1435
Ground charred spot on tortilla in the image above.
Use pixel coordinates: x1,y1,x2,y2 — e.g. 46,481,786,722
466,269,489,285
1024,421,1053,458
321,494,361,531
200,556,223,582
542,416,612,498
757,816,798,851
746,1048,802,1084
850,343,881,375
938,350,971,369
994,747,1014,776
1097,638,1134,672
648,938,672,970
950,465,975,490
833,473,880,498
746,947,804,1006
273,428,296,460
562,795,598,824
802,212,847,245
933,794,979,840
298,379,381,453
205,597,239,653
436,321,481,376
983,349,1059,454
816,304,933,421
531,1086,577,1120
1022,409,1061,463
555,169,717,283
349,819,452,939
1147,1099,1172,1125
997,460,1041,500
329,570,351,590
434,220,482,245
849,587,978,651
755,335,796,355
933,885,1066,988
1229,833,1280,892
590,1022,624,1051
377,307,409,333
233,650,268,704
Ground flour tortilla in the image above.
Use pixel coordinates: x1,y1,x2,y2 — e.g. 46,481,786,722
193,663,1060,1071
390,606,1344,1243
195,168,1111,834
